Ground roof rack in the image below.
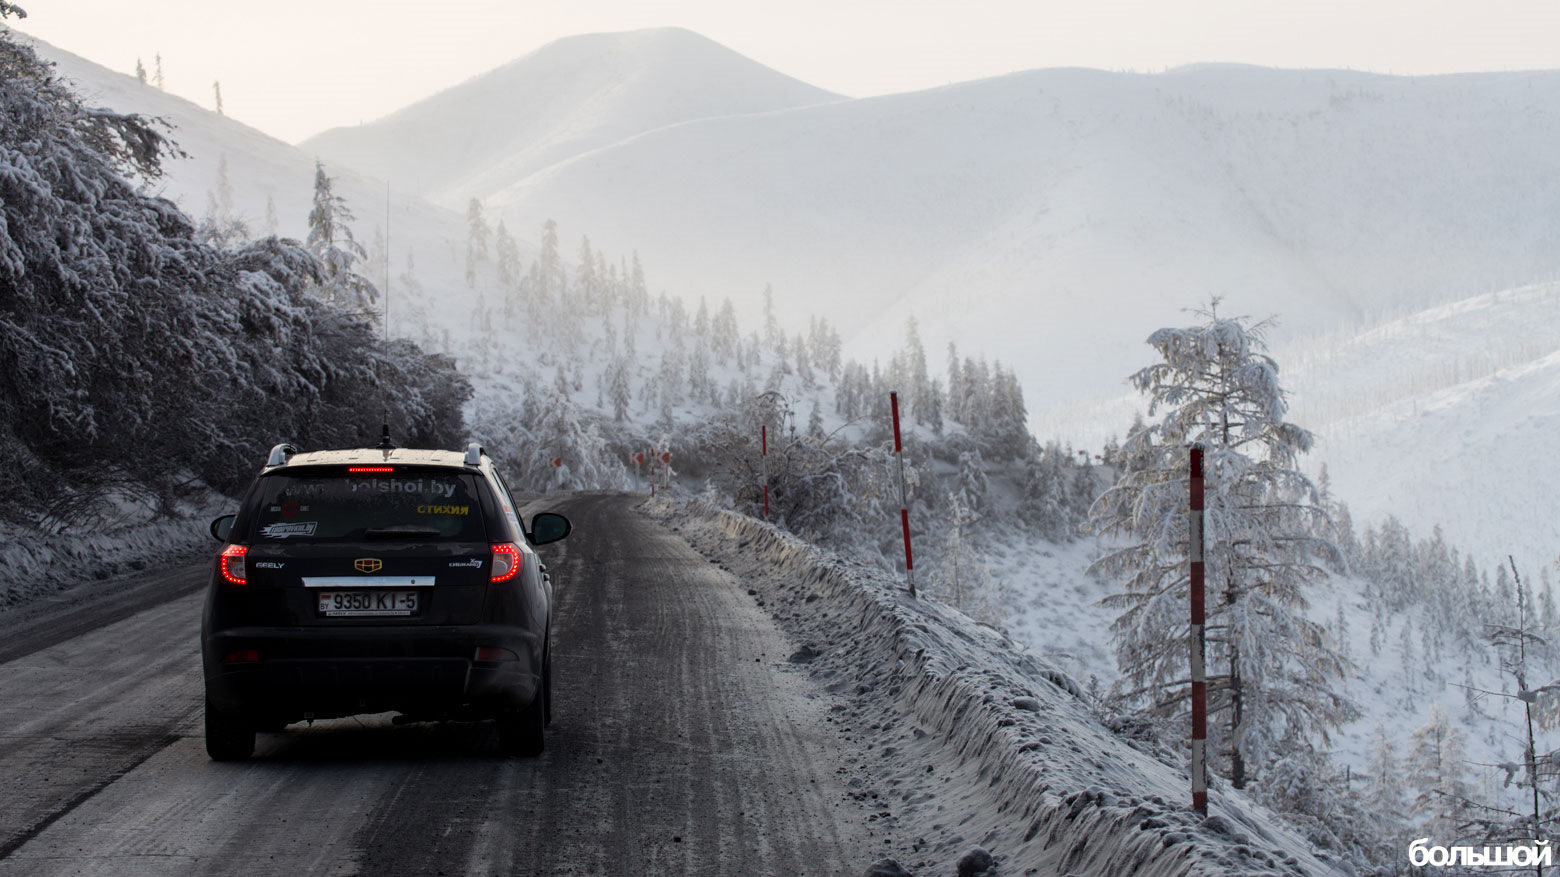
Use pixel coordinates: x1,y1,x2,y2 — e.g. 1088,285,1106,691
464,442,485,466
265,443,297,468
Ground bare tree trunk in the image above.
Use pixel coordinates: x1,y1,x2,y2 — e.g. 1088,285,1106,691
1227,579,1246,789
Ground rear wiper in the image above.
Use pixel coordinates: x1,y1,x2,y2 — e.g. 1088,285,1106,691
363,527,442,539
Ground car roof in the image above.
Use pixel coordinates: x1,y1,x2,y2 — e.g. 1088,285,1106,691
272,448,477,471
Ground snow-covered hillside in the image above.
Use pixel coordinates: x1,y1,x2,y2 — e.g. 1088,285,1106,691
490,61,1560,413
1041,283,1560,580
301,28,841,208
1287,284,1560,579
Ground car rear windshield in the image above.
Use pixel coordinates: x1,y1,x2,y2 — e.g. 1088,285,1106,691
248,471,487,543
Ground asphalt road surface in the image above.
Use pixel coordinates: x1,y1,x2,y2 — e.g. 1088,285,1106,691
0,492,881,876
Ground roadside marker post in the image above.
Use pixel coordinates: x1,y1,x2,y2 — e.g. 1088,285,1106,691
761,423,769,520
891,392,916,598
1190,445,1208,815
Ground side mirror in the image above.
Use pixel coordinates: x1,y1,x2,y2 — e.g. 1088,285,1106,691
528,512,571,545
210,514,237,542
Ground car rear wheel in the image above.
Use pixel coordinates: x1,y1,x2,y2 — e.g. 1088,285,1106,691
543,641,553,727
205,701,256,761
497,692,545,756
498,648,547,756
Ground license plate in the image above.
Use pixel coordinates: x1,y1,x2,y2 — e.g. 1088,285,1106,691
317,590,419,617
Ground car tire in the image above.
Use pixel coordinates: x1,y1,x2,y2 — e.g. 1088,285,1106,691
498,689,545,756
543,641,553,728
205,702,255,761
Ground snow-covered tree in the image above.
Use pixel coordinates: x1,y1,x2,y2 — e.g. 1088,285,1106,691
494,219,518,300
305,160,376,311
762,284,782,353
212,80,222,115
135,57,146,85
606,358,632,422
1470,558,1557,849
1365,723,1404,822
928,490,1004,626
712,298,740,365
197,152,246,248
1405,704,1472,841
522,388,627,492
1019,441,1072,540
465,197,489,287
954,449,990,518
1089,299,1351,788
576,236,600,312
0,17,466,517
535,219,563,308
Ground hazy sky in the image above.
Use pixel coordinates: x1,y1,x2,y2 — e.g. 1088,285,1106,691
11,0,1559,143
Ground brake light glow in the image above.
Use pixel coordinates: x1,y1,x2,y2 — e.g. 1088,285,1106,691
348,466,395,473
220,544,248,585
490,543,521,583
222,649,260,664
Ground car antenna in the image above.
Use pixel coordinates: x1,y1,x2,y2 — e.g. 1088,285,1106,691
377,181,394,457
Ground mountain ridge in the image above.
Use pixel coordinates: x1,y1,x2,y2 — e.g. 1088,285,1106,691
300,27,842,206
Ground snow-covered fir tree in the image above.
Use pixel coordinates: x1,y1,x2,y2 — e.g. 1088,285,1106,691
1089,298,1352,789
305,160,376,311
465,197,488,288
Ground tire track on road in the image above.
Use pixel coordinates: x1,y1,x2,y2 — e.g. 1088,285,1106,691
0,732,181,861
349,492,878,876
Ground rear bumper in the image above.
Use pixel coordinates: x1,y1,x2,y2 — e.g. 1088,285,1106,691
203,624,541,721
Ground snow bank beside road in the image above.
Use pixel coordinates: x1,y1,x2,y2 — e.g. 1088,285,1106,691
0,503,218,609
647,497,1344,876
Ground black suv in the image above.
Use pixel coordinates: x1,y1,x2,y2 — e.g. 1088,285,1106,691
202,441,569,760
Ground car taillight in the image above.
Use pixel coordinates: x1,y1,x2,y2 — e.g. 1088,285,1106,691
475,646,518,662
490,543,521,583
220,544,248,585
223,649,260,664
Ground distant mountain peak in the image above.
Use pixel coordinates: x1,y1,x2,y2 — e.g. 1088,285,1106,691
301,28,839,207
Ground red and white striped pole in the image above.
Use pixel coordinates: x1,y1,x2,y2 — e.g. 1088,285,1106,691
761,423,769,520
1190,446,1208,815
891,392,916,597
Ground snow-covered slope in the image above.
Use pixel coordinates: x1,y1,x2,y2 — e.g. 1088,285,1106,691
1039,281,1560,587
491,64,1560,411
1283,284,1560,577
300,28,841,208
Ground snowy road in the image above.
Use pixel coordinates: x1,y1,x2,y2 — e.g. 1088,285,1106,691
0,492,881,876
